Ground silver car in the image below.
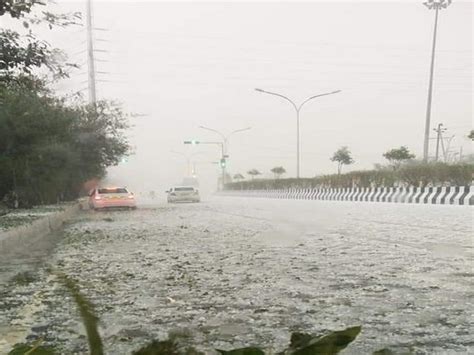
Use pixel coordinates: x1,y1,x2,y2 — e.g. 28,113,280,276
166,186,200,203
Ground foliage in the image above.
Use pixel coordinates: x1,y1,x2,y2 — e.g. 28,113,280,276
0,81,130,207
217,348,265,355
0,0,119,207
247,169,261,180
10,274,366,355
330,146,354,174
58,273,104,355
0,1,80,82
0,0,41,19
468,130,474,140
279,326,361,354
270,166,286,179
233,173,245,181
225,162,474,190
133,340,203,355
8,341,56,355
382,146,415,169
0,29,51,76
0,0,81,25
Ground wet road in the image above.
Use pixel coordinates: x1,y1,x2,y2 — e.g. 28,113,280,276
0,197,472,354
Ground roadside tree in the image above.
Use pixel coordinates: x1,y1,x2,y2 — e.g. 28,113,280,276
247,169,261,180
270,166,286,179
0,1,130,207
330,146,354,175
383,146,415,170
233,173,245,181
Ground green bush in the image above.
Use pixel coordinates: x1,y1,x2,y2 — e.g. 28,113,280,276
0,82,130,207
225,163,473,190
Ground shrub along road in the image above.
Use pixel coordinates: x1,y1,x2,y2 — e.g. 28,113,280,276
0,197,472,354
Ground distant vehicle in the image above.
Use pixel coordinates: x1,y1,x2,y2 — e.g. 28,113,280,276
166,186,200,203
89,187,137,211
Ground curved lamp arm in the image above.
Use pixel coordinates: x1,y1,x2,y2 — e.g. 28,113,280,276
198,126,226,141
255,88,298,112
298,90,341,111
227,127,252,140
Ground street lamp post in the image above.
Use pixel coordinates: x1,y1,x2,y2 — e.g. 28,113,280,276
422,0,452,162
198,126,252,155
255,88,341,178
198,126,252,187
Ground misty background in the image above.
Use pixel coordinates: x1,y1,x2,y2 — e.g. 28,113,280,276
2,0,472,194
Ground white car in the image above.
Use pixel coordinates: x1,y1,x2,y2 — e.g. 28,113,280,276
167,186,200,203
88,187,137,211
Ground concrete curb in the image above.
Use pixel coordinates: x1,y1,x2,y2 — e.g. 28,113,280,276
0,203,80,254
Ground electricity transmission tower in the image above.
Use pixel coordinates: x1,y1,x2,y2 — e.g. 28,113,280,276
433,123,447,161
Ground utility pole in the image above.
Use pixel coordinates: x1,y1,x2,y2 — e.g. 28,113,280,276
422,0,452,162
86,0,97,104
433,123,447,161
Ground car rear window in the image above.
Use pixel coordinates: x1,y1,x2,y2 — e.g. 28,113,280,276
98,188,128,194
175,187,194,192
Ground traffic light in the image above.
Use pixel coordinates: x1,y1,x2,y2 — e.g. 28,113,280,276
184,140,200,145
220,158,226,168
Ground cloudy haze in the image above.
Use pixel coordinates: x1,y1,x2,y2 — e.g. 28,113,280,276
3,0,472,193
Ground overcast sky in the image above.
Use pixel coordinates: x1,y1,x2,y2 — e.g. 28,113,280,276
3,1,472,192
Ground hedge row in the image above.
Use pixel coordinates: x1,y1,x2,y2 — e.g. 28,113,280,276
224,163,474,190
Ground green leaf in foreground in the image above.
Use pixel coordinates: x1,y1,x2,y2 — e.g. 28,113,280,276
133,340,180,355
283,326,362,355
216,347,265,355
372,349,396,355
133,340,204,355
8,343,56,355
57,273,104,355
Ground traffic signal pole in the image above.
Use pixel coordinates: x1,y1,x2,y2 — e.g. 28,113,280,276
184,140,226,190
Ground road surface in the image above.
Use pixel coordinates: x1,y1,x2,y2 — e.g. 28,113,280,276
0,196,472,354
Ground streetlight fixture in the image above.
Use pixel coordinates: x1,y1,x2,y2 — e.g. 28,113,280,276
422,0,452,162
255,88,341,178
198,126,252,187
198,126,252,155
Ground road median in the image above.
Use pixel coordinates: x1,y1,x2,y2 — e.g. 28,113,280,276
0,203,80,254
